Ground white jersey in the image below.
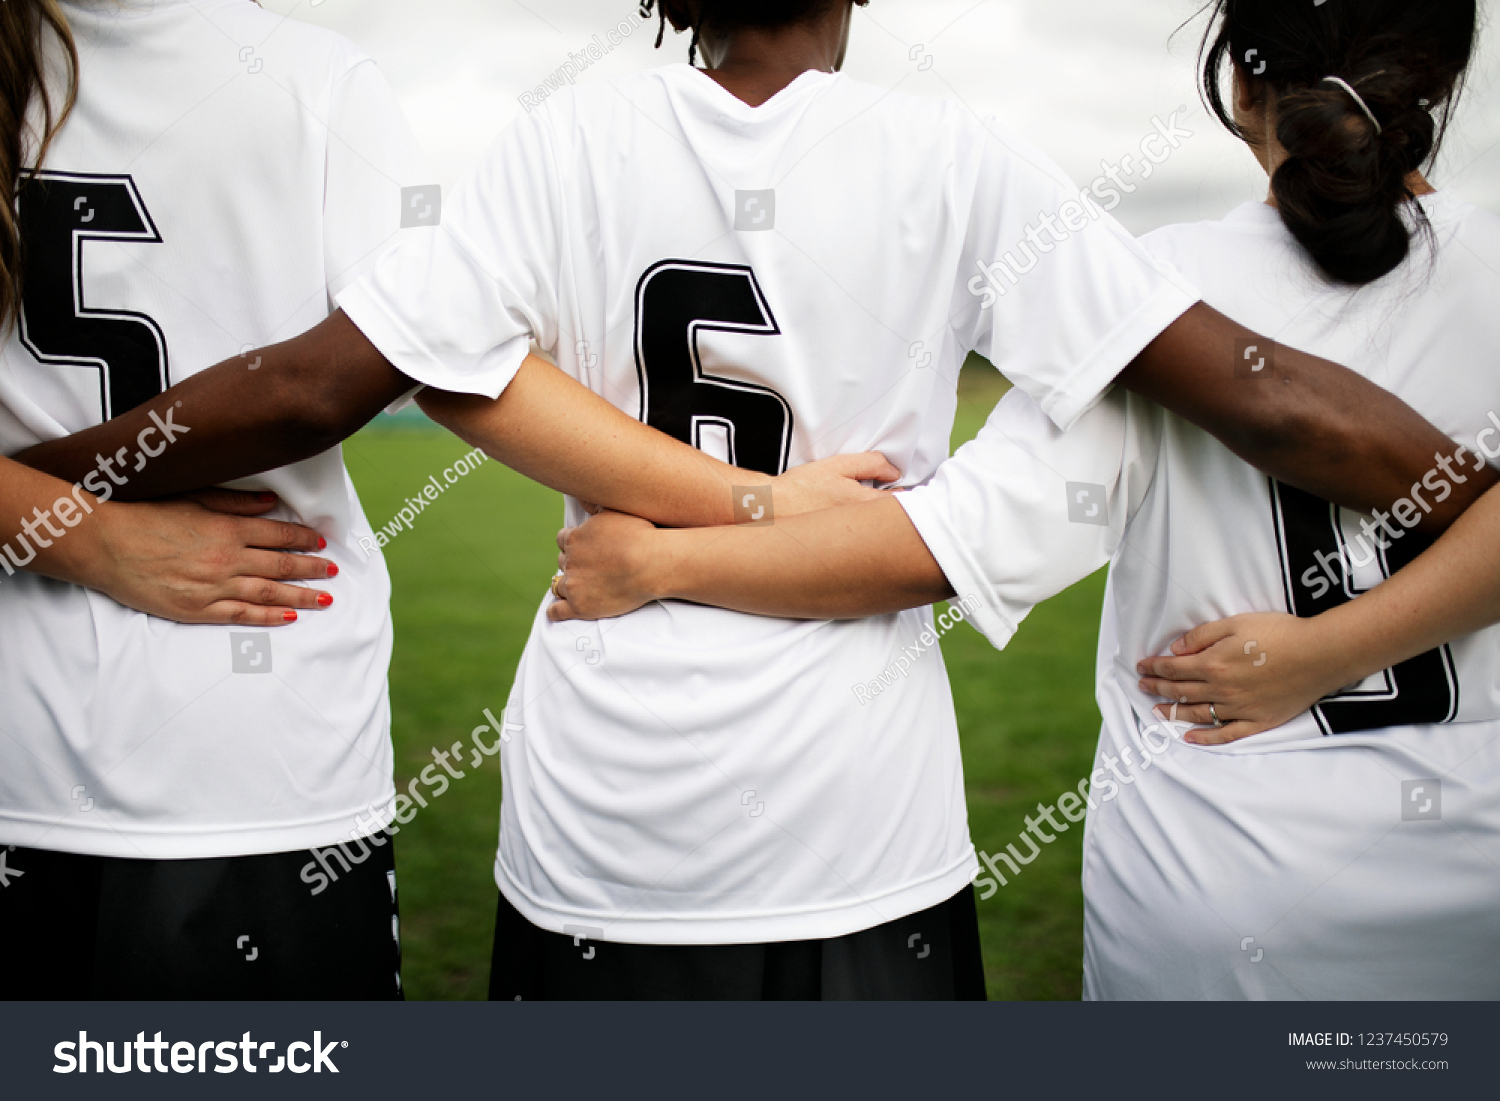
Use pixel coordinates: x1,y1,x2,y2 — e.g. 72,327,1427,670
902,191,1500,997
339,64,1197,944
0,0,425,859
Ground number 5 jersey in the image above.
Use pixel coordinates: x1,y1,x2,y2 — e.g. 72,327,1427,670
338,64,1198,944
0,0,425,859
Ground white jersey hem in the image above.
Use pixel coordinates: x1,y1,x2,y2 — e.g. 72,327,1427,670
493,851,981,946
1040,282,1198,431
338,276,529,402
0,790,397,861
898,492,1020,651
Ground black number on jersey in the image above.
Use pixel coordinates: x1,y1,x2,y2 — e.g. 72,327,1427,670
18,171,169,421
1271,479,1458,734
634,260,792,475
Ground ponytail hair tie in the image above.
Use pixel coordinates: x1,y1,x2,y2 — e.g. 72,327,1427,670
1322,76,1382,135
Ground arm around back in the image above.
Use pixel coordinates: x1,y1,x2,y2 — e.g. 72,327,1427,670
1118,303,1497,529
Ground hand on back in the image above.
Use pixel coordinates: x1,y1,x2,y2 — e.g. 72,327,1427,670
767,452,900,515
1135,611,1344,745
550,451,902,623
92,489,336,627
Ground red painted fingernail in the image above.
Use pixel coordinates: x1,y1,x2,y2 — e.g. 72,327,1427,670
327,563,339,578
317,537,327,550
258,492,277,504
284,610,298,622
317,593,334,607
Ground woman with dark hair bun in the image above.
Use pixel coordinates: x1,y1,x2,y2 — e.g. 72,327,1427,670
1199,0,1476,283
552,0,1500,998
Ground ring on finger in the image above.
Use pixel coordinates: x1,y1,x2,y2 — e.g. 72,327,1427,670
550,571,566,600
1209,702,1225,728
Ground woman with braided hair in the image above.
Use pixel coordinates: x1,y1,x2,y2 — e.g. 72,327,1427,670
636,0,862,69
552,0,1500,998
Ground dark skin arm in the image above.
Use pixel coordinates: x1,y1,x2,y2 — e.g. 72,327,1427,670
14,302,1491,540
550,302,1496,622
13,311,895,525
16,311,400,499
1114,302,1491,532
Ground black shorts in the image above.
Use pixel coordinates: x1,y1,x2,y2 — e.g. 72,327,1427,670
0,834,402,1000
489,884,987,1001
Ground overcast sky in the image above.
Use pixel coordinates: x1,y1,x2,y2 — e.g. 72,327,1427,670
264,0,1500,235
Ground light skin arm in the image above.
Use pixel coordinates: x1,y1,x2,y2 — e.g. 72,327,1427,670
551,497,950,622
552,302,1496,623
1137,480,1500,745
415,375,898,524
0,455,335,625
14,311,897,523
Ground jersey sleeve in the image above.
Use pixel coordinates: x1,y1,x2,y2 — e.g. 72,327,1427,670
897,386,1160,650
955,123,1199,431
335,107,565,401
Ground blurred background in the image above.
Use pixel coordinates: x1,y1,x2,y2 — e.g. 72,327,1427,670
259,0,1500,999
265,0,1500,230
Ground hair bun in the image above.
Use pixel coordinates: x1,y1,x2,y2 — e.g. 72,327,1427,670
1270,64,1437,284
1199,2,1476,286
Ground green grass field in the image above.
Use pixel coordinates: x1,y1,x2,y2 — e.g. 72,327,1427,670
342,358,1107,1000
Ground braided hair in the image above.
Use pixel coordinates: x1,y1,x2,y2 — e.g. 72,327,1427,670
639,1,847,67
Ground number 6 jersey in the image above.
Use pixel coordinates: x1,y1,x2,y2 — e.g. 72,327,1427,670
0,0,424,859
339,64,1197,944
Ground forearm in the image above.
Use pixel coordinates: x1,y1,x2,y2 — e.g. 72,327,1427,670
650,497,953,618
0,455,110,586
1119,302,1496,532
419,358,766,528
1306,480,1500,686
13,312,412,499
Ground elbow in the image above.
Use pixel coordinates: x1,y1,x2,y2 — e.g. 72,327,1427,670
262,358,352,456
412,388,451,432
1220,378,1342,476
1219,397,1303,470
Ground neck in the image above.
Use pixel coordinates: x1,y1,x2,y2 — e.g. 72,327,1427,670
1255,139,1437,206
1264,171,1437,208
696,13,849,107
